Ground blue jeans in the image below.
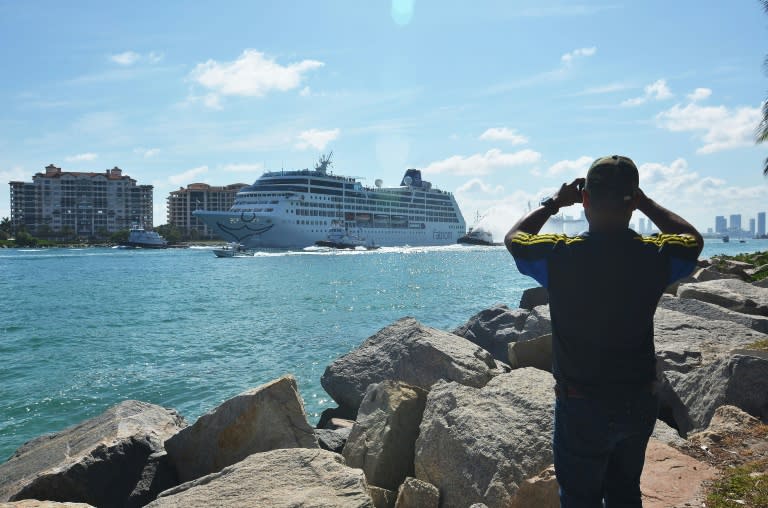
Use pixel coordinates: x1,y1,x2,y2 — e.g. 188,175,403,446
554,387,659,508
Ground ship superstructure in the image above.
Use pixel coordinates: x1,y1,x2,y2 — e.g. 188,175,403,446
193,154,466,249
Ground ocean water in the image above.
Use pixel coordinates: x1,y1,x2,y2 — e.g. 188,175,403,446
1,238,766,461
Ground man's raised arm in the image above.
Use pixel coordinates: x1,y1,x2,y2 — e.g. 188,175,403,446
636,189,704,256
504,178,584,253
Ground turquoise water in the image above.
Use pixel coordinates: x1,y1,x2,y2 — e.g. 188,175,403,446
1,239,767,461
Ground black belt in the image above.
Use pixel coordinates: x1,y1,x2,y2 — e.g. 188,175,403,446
555,382,656,399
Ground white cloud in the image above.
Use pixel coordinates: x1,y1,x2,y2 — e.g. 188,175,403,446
65,153,98,162
191,49,324,98
479,127,528,145
295,128,340,150
203,93,222,110
219,163,265,173
422,148,542,176
622,79,673,106
561,47,596,66
300,86,312,97
633,158,768,230
134,147,160,158
109,51,162,66
656,101,762,154
687,88,712,102
572,83,632,96
456,178,505,195
147,51,164,64
547,156,593,176
487,46,597,93
168,166,209,186
110,51,140,66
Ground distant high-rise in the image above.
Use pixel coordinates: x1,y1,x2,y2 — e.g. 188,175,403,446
758,212,766,237
749,218,756,236
639,217,646,234
715,216,727,234
729,214,742,233
9,164,153,237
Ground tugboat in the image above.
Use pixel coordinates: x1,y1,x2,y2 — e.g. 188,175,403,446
457,227,501,246
315,223,379,250
120,224,168,249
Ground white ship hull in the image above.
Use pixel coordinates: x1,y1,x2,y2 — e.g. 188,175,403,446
194,210,462,249
193,162,466,249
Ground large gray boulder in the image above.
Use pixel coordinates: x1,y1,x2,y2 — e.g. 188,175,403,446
666,353,768,431
507,465,558,508
147,448,374,508
414,369,555,508
322,318,498,411
164,375,318,483
519,286,549,310
453,305,551,363
653,308,767,365
394,477,439,508
453,304,530,361
507,334,552,372
0,400,185,508
658,294,768,334
0,502,95,507
677,279,768,316
343,381,427,491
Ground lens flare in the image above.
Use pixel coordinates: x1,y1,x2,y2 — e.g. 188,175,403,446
391,0,414,26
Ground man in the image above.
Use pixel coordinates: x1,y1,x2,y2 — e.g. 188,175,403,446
505,155,702,507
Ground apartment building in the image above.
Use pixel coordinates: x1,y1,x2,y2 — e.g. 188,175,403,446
167,182,247,238
9,164,153,237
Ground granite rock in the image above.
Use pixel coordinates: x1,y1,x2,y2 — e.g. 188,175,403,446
453,304,530,361
0,400,184,508
507,333,552,372
164,375,318,483
414,369,554,508
666,353,768,431
657,293,768,334
507,465,558,508
343,380,427,491
367,486,397,508
519,286,549,310
394,477,439,508
147,448,373,508
677,279,768,316
322,317,498,411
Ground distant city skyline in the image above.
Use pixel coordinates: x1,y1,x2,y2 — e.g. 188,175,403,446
711,211,767,236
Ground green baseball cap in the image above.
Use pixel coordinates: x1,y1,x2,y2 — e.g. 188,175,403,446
585,155,639,204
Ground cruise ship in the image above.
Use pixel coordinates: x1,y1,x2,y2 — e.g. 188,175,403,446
193,154,467,249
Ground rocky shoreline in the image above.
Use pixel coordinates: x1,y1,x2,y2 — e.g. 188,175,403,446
1,257,767,507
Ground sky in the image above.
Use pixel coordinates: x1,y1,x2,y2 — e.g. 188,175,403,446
1,0,767,238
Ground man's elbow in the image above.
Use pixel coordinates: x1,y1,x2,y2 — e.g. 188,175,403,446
504,229,519,254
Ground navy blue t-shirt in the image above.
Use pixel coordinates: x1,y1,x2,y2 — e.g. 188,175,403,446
508,229,699,389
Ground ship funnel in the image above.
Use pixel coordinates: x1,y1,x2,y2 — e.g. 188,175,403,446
375,179,383,188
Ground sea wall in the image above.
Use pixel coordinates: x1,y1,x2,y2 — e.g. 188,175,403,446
1,257,767,507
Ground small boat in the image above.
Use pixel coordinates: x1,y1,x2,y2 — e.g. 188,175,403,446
722,235,730,243
315,224,379,250
457,228,500,246
120,224,168,249
213,242,252,257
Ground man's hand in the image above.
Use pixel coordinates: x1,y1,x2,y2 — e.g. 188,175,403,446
553,178,586,209
634,187,703,256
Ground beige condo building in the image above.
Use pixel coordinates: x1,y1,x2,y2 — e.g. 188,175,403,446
9,164,153,237
167,182,247,238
